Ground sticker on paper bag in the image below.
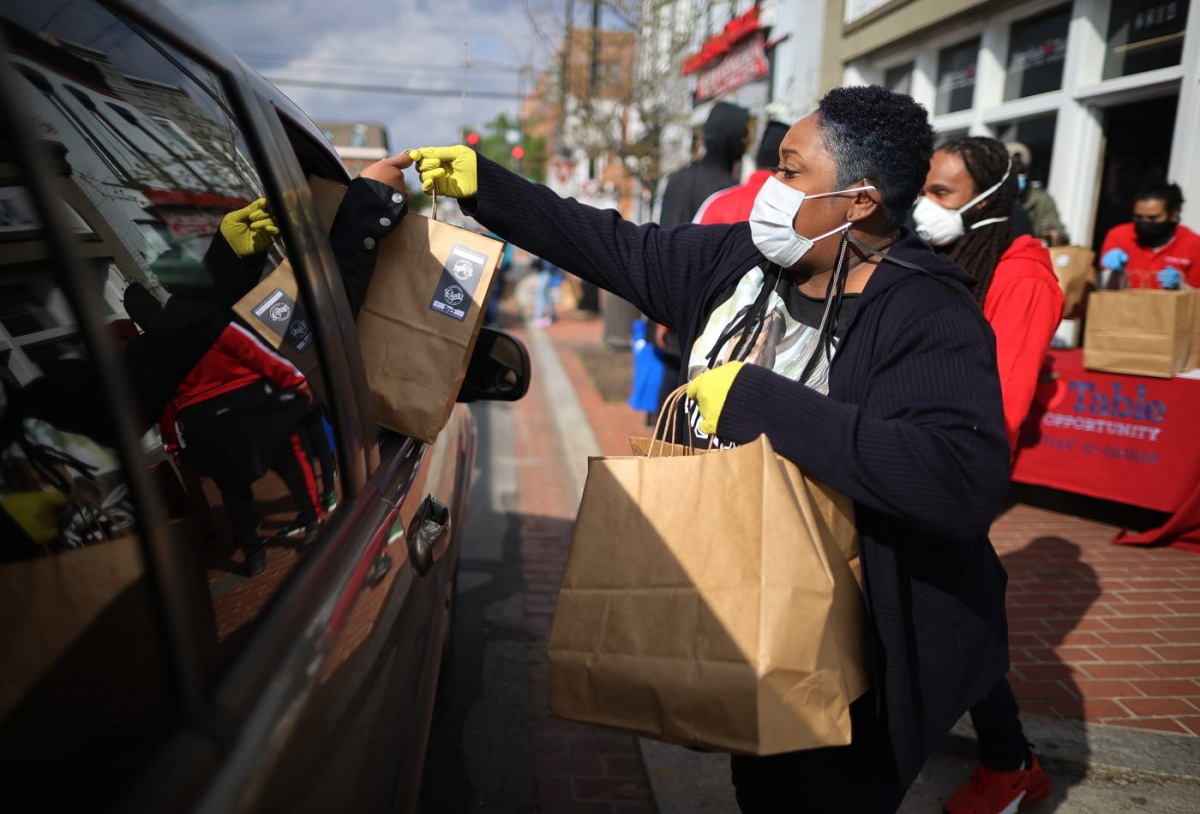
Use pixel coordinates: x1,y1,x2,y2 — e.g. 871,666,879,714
253,287,314,352
429,244,487,322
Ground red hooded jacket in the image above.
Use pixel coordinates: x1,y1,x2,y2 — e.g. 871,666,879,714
982,235,1064,453
159,323,308,449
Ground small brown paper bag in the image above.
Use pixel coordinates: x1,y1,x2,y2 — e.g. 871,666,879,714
548,390,868,755
235,177,505,442
1047,246,1094,320
1084,289,1197,378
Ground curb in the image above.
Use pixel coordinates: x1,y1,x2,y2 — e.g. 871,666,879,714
946,712,1200,783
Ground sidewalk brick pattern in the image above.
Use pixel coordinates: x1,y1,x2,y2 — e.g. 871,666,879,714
510,319,657,813
540,313,1200,740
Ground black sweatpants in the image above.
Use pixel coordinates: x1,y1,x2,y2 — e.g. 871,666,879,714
969,675,1032,771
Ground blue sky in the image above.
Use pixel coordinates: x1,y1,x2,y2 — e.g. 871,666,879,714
174,0,552,153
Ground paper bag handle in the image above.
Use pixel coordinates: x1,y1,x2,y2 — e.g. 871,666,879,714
431,189,438,221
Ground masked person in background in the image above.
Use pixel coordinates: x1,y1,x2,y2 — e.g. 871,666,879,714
916,137,1065,452
1097,181,1200,290
915,137,1063,814
407,85,1011,812
1006,142,1068,246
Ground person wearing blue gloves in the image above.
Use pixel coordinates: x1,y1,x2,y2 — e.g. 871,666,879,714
407,85,1012,812
1097,181,1199,289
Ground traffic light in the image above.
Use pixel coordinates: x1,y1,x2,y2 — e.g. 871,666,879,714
466,131,480,147
511,145,525,160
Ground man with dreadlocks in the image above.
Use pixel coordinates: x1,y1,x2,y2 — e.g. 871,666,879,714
915,136,1065,452
915,136,1063,814
408,85,1012,811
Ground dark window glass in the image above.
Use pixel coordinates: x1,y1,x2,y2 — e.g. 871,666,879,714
884,62,914,96
1005,6,1071,100
936,38,980,115
0,136,176,807
1104,0,1189,79
3,0,341,681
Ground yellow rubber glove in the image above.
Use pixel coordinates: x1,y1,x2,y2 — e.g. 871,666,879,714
1,490,68,545
408,146,478,198
686,361,744,436
220,197,279,258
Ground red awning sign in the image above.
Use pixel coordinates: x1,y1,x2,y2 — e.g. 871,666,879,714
695,33,769,102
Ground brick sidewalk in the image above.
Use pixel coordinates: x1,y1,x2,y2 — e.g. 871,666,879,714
539,313,1200,739
508,317,656,814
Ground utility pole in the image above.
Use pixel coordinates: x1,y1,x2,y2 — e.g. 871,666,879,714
588,0,600,180
556,0,575,154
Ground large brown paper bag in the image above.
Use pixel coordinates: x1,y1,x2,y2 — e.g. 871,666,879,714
1084,289,1197,378
1047,246,1094,320
548,410,868,755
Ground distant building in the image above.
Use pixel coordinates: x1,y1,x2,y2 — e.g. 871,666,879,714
821,0,1200,247
315,122,389,177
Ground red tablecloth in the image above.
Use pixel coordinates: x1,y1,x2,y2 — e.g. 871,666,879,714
1012,349,1200,552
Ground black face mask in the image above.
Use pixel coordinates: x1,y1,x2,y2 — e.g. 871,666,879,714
1135,219,1177,247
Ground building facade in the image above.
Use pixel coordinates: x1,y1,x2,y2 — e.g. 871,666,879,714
822,0,1199,247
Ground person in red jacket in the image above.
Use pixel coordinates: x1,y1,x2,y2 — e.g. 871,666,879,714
915,136,1064,814
126,284,320,577
1097,181,1200,289
694,120,790,225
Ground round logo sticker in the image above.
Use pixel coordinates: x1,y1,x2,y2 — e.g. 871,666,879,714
444,285,466,306
289,320,309,338
1055,254,1070,268
270,302,291,321
452,259,475,281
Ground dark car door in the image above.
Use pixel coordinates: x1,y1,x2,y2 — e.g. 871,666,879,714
0,1,470,810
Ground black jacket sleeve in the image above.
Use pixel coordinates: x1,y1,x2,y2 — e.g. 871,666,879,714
717,303,1011,539
462,154,742,331
328,177,408,317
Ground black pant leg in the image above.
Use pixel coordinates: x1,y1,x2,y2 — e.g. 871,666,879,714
215,477,259,554
303,412,336,496
731,747,909,813
969,675,1031,771
271,432,319,526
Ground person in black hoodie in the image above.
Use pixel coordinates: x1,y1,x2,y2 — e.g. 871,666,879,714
653,102,752,418
659,101,753,228
408,84,1011,812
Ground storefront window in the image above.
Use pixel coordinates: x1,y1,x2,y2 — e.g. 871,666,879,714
936,38,980,115
1103,0,1190,79
884,62,914,96
1005,6,1071,100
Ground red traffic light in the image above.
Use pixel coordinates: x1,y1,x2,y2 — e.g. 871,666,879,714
511,145,525,160
466,131,480,146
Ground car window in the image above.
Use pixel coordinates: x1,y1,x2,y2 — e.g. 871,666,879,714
0,130,180,805
2,2,341,669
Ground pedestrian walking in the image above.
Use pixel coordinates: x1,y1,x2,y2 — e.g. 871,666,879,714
407,84,1012,812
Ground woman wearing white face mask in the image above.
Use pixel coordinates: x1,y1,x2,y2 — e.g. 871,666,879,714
409,86,1012,813
917,137,1063,814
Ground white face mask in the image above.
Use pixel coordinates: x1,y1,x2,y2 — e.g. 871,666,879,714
913,159,1013,247
749,175,877,268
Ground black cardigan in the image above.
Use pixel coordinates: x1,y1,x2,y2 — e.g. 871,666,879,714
463,155,1012,784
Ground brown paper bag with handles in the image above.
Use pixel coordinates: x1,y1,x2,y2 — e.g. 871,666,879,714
548,389,868,755
235,179,505,442
1084,289,1197,378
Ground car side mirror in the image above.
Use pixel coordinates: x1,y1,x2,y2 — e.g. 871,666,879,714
457,327,531,403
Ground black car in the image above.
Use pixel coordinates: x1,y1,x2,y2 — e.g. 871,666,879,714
0,0,528,809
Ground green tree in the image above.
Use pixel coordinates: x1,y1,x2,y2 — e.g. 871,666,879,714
462,112,548,183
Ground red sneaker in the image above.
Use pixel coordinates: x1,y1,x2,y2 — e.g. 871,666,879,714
944,755,1054,814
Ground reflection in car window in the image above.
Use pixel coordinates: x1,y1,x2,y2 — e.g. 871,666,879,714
2,2,339,666
0,147,178,805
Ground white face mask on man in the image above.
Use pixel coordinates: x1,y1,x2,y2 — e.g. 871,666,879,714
912,159,1013,247
748,175,877,268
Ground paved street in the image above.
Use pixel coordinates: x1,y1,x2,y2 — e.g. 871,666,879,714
419,284,1200,813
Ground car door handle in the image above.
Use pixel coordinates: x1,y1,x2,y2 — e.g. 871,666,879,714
407,495,451,577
